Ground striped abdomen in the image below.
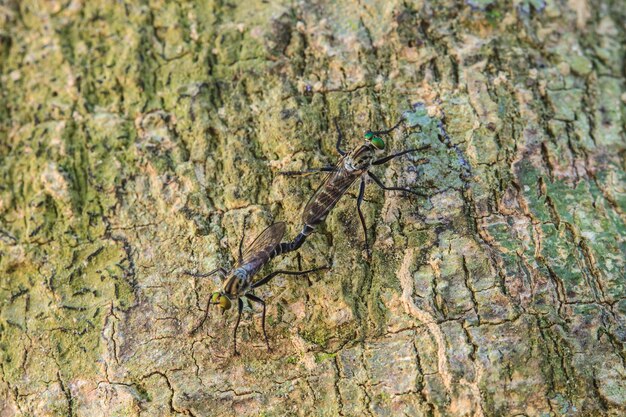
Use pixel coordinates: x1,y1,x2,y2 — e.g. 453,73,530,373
273,169,360,255
302,167,361,227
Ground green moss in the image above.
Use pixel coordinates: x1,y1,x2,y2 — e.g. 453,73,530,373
1,0,624,414
284,355,298,365
315,352,336,363
300,325,332,348
546,89,583,122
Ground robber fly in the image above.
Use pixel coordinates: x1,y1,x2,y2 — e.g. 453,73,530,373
187,220,326,355
278,115,430,257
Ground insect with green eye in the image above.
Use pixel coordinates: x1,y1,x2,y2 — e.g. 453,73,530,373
278,115,430,258
187,220,326,355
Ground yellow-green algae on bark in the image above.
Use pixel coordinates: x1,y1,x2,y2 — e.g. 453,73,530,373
1,0,625,416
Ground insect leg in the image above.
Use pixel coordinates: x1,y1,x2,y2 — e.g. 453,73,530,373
371,146,430,166
356,178,370,259
279,166,336,176
251,266,328,289
183,267,227,279
334,117,347,156
367,171,428,198
189,294,214,336
238,216,248,264
233,298,244,356
246,294,270,351
368,116,405,135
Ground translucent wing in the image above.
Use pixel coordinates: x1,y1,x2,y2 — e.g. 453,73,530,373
302,157,360,226
239,222,286,268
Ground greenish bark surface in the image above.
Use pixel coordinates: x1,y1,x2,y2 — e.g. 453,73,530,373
1,0,625,416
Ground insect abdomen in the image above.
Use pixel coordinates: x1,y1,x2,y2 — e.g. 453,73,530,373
272,224,314,257
304,170,359,226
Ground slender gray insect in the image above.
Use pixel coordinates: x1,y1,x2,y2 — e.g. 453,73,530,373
187,220,326,355
278,115,430,257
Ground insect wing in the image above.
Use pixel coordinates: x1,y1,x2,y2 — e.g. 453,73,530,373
302,158,358,225
240,222,286,268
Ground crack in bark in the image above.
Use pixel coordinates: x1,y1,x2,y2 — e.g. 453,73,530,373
398,248,453,393
331,356,346,417
410,333,436,416
141,370,197,417
57,371,74,417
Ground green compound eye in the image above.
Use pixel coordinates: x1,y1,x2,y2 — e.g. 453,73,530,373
211,292,231,310
371,136,385,150
219,295,232,310
364,131,374,140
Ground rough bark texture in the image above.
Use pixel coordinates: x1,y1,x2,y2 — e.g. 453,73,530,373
0,0,625,416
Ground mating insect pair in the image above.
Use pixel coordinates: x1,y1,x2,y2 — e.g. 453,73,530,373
189,111,430,355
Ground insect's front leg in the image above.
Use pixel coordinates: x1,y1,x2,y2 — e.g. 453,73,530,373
368,116,405,135
183,267,227,278
367,171,429,198
188,296,212,336
279,166,336,177
238,216,248,264
333,117,347,156
232,298,244,356
246,294,270,352
251,266,328,289
356,178,371,259
371,146,430,166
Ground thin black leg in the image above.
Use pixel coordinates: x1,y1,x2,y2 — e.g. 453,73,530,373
189,296,212,336
368,116,405,135
296,252,303,271
251,267,328,289
367,171,428,198
279,166,336,176
356,178,370,259
183,267,227,279
238,216,248,264
334,118,347,156
233,298,244,355
372,146,430,166
246,294,270,351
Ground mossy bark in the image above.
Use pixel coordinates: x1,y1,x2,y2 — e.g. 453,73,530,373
1,0,625,416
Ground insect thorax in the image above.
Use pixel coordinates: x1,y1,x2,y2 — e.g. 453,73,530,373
223,268,250,297
345,144,375,172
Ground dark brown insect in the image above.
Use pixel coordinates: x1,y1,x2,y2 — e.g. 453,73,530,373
278,116,430,257
187,220,326,355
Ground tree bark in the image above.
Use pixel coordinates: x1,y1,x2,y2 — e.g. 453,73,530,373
1,0,624,416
